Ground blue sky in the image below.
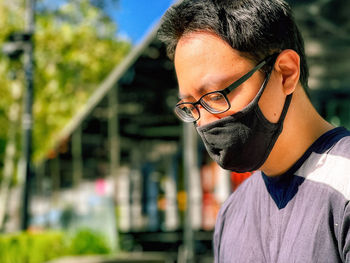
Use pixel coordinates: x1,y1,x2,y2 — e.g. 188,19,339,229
43,0,174,44
108,0,174,44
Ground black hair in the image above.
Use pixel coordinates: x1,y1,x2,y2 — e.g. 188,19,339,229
158,0,309,90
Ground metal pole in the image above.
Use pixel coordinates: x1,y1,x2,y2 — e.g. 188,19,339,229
108,86,120,182
108,85,120,251
72,126,83,188
182,123,197,263
20,0,35,230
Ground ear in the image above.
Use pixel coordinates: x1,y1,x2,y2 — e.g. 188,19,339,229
274,49,300,95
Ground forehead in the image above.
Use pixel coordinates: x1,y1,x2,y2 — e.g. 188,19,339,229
174,31,254,99
175,31,239,68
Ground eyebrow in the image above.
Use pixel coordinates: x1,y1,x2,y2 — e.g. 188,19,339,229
178,86,210,100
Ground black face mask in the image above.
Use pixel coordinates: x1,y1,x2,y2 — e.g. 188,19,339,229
196,70,293,173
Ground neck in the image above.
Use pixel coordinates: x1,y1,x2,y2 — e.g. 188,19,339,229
261,87,334,177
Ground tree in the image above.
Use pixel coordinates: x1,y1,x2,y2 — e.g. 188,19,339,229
33,0,131,161
0,0,130,164
0,0,131,229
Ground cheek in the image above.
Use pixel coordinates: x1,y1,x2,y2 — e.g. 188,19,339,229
225,82,262,115
224,71,267,114
258,80,285,123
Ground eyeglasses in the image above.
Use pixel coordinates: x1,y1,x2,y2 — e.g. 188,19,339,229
174,54,277,123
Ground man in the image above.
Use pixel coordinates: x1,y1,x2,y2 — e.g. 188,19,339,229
158,0,350,262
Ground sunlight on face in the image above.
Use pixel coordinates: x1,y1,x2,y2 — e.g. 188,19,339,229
174,31,265,126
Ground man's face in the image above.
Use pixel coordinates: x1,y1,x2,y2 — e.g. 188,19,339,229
174,31,272,126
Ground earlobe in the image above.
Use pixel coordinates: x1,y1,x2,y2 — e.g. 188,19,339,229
274,50,300,95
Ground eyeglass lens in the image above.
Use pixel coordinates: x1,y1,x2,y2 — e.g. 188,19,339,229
175,103,200,122
201,92,229,113
175,91,230,122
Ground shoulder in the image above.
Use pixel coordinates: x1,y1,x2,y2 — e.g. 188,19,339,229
297,135,350,200
330,135,350,157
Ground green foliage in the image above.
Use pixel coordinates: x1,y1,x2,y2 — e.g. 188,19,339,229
33,0,130,162
0,0,131,179
0,229,111,263
68,228,111,255
0,231,67,263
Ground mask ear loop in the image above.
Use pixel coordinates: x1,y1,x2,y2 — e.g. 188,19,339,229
253,57,293,126
239,68,272,114
277,94,293,125
252,53,280,103
266,53,293,125
238,53,280,114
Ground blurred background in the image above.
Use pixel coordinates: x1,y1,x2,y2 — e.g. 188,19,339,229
0,0,349,262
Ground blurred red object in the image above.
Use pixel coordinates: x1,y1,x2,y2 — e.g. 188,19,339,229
202,192,220,231
231,172,252,191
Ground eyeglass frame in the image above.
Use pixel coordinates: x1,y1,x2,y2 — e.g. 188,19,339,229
174,53,278,123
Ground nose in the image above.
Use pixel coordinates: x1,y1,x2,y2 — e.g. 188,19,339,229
196,105,221,126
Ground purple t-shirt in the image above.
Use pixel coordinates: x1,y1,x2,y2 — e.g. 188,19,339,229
214,127,350,262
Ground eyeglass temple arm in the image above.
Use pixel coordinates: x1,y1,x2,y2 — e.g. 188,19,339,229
222,53,279,96
222,60,267,95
